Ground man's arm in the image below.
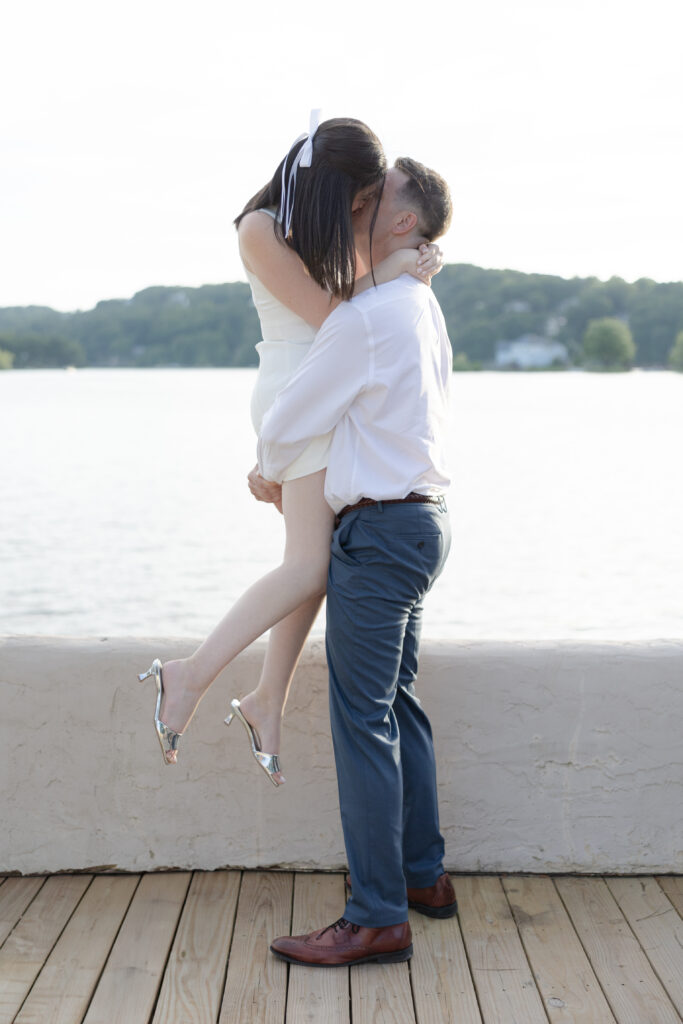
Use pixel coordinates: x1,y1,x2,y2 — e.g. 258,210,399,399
258,305,370,482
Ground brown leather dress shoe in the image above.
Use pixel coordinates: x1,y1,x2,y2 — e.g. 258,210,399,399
270,916,413,967
344,871,458,920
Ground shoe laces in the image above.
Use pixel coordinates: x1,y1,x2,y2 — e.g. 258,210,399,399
318,916,360,938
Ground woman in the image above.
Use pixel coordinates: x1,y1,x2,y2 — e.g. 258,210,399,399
139,115,442,783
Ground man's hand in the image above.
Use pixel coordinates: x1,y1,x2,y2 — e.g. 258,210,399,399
247,464,283,514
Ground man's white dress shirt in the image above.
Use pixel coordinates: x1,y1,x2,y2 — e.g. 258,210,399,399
257,275,452,514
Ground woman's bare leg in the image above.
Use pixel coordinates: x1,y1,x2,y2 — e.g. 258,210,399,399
238,595,323,783
158,470,334,751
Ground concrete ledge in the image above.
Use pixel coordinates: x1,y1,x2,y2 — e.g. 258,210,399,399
2,637,682,874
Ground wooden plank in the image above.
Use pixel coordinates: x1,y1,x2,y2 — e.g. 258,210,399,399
152,871,240,1024
0,877,45,948
656,876,683,918
15,874,139,1024
342,882,414,1024
219,871,292,1024
409,904,482,1024
83,871,191,1024
555,877,680,1024
606,877,683,1016
285,873,350,1024
502,875,616,1023
453,875,548,1024
350,960,414,1024
0,874,91,1024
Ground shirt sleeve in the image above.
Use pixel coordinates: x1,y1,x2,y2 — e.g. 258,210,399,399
257,304,370,482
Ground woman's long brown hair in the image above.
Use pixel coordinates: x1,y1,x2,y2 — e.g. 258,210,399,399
235,118,386,300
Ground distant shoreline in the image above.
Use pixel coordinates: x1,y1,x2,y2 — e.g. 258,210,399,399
1,265,682,371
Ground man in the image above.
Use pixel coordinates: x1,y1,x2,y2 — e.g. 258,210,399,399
257,158,457,966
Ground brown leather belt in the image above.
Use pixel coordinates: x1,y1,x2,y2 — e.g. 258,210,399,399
335,491,444,527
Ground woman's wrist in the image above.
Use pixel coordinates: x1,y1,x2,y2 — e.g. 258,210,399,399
372,249,415,284
352,249,420,295
388,249,416,276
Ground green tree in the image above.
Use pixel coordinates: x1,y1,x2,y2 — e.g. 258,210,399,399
0,348,14,369
0,332,86,369
582,318,636,371
628,283,683,365
3,266,683,370
669,331,683,371
452,352,481,371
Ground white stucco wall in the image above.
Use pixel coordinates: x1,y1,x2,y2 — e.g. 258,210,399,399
1,637,681,875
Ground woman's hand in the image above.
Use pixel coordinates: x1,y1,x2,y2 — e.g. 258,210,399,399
247,464,283,514
415,243,444,284
392,244,444,286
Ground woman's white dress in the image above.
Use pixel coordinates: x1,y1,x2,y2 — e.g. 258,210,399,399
245,209,332,482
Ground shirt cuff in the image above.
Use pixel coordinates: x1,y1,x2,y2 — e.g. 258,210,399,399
256,439,283,484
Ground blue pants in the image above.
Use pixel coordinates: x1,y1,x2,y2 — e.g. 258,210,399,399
325,500,451,927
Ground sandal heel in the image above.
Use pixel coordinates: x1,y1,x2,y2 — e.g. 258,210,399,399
225,698,282,787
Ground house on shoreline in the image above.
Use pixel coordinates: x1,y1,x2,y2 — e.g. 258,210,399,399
495,334,569,370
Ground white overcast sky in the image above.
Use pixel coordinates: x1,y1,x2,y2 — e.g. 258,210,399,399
2,0,681,311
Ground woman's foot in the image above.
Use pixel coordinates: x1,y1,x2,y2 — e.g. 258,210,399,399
235,691,286,785
157,659,206,755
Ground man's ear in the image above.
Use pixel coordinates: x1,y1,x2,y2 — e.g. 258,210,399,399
392,210,418,236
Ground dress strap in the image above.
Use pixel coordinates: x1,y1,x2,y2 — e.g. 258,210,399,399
258,208,278,220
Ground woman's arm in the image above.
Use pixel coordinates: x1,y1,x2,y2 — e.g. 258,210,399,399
238,211,340,330
239,212,443,330
354,245,443,296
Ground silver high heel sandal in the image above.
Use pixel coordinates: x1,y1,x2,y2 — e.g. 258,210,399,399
138,658,183,765
224,698,282,787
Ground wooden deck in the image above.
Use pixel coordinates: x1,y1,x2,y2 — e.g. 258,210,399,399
0,871,682,1024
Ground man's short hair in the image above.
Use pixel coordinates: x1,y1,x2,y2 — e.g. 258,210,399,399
394,157,452,241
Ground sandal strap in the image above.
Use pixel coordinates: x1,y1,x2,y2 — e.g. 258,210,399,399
254,751,281,775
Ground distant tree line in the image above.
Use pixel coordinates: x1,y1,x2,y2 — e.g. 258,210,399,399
430,265,683,371
0,283,260,371
1,266,683,371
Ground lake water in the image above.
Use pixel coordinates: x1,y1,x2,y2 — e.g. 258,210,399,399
1,368,682,640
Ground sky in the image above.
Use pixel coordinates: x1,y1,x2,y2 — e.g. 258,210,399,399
2,0,681,312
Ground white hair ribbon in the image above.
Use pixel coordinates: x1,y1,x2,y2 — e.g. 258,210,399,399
279,108,323,237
